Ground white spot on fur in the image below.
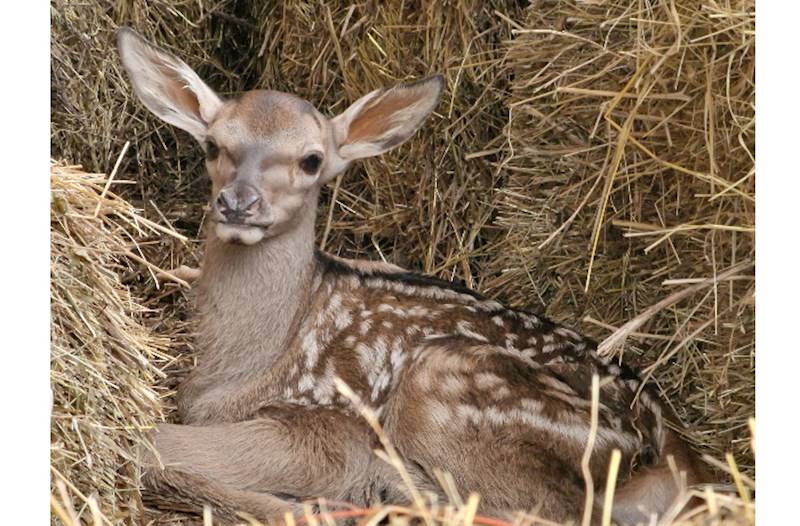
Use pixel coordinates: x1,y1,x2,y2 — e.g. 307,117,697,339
523,316,542,330
492,386,511,399
298,373,315,393
451,397,636,451
335,309,353,330
407,305,432,318
357,337,388,394
491,316,505,327
475,372,504,390
364,278,476,303
554,327,580,341
406,324,421,336
329,293,343,311
313,364,336,404
390,341,406,374
505,335,519,352
359,319,373,335
456,320,488,342
439,374,465,396
456,404,483,423
426,400,453,426
376,303,408,317
303,329,320,369
371,370,391,401
478,300,504,311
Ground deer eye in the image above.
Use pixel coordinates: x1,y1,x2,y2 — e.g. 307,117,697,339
299,153,322,174
205,141,220,160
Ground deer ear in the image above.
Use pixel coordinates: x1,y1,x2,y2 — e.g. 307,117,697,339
331,75,444,161
117,27,223,143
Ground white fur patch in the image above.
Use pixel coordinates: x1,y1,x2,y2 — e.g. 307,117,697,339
555,327,581,341
492,386,511,399
406,324,421,336
334,309,353,330
478,300,504,312
505,335,519,352
426,400,454,426
357,337,388,392
359,319,373,335
302,329,322,370
390,339,406,373
407,305,432,318
439,374,466,396
455,320,488,342
214,223,265,245
523,315,542,329
313,364,336,404
298,373,315,393
475,372,504,390
542,343,558,353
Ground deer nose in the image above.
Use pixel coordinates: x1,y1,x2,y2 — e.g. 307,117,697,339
215,185,262,221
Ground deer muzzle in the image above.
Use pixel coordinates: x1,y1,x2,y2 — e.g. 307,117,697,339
215,183,262,223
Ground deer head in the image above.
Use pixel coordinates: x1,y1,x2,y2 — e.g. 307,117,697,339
117,27,443,245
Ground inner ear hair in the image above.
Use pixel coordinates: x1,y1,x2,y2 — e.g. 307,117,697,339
334,75,444,161
117,27,223,143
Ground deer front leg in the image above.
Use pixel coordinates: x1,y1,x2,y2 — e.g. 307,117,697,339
171,264,202,284
141,406,398,523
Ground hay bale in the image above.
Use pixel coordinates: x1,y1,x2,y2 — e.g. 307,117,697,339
50,161,185,523
494,0,755,473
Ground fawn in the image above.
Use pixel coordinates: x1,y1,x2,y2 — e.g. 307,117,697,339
118,27,709,525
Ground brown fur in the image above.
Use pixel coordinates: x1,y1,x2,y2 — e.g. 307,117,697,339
117,28,710,525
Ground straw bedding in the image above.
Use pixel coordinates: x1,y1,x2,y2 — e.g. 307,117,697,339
51,1,755,524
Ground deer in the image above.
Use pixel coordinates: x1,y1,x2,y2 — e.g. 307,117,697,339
117,27,711,525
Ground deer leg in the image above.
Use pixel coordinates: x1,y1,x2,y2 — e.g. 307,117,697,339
171,264,202,283
142,463,303,523
141,406,399,523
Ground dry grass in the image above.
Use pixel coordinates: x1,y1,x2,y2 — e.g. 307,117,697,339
51,0,754,524
494,0,755,472
50,161,187,524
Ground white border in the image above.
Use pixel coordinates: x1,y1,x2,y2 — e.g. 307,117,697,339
0,2,51,523
0,1,786,523
756,1,800,523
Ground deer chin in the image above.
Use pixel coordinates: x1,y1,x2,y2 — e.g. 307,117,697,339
214,223,266,245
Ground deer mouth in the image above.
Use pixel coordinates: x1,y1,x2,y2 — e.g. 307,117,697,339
214,221,269,245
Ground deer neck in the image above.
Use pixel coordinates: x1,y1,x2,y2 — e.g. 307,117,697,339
195,198,319,380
